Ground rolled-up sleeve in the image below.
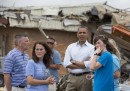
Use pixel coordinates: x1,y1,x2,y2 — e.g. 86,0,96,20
53,50,62,64
84,61,92,69
84,47,94,68
63,45,72,67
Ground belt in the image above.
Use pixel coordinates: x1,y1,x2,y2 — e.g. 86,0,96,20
70,72,91,76
14,85,26,88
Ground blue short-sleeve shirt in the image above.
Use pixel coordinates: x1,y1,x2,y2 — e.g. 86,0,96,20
3,48,29,86
49,49,62,83
94,51,114,91
26,60,48,91
112,54,120,91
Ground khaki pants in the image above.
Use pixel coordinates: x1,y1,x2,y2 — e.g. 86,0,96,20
49,83,56,91
66,74,92,91
4,86,25,91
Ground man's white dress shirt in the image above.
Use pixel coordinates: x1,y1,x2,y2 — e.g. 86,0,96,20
63,41,95,73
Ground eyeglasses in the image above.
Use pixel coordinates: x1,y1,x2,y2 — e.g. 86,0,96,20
47,42,54,45
95,35,107,40
35,48,44,51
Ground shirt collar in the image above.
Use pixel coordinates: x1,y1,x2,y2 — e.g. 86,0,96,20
77,40,89,46
14,48,25,55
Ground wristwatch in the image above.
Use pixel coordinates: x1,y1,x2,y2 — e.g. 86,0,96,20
94,53,98,55
72,60,76,64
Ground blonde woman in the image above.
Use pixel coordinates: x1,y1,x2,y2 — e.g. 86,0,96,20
109,38,121,91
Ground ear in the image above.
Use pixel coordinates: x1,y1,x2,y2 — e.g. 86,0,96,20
54,42,57,45
104,44,106,47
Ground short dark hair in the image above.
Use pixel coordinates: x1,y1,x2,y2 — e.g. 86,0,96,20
78,26,88,32
93,35,112,53
47,37,55,42
14,34,28,46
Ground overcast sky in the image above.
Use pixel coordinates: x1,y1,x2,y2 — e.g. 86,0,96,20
0,0,130,10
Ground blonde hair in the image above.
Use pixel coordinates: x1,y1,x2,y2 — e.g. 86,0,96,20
108,38,121,60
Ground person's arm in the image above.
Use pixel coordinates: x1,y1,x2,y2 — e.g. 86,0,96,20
83,47,95,69
3,56,14,91
114,71,120,78
26,60,55,85
70,47,94,69
49,51,61,70
27,76,55,85
49,64,61,69
90,47,102,70
4,74,12,91
71,61,86,69
64,44,87,69
113,55,120,78
63,44,79,69
66,64,81,69
90,55,102,70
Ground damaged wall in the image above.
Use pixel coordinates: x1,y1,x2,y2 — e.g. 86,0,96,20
0,27,78,75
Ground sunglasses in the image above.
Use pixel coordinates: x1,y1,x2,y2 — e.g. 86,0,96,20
98,35,106,38
47,42,54,45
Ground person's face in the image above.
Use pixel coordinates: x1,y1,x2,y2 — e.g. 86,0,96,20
77,28,88,43
19,37,30,51
46,39,55,49
35,44,46,60
95,39,106,51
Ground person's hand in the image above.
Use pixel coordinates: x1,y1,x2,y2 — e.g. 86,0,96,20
85,56,91,61
46,75,55,84
86,74,94,80
94,47,102,54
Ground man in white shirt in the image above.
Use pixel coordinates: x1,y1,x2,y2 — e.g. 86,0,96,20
63,26,95,91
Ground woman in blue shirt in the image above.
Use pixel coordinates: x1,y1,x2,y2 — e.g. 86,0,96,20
90,35,114,91
26,42,55,91
109,38,121,91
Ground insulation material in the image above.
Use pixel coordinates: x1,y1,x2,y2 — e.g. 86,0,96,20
112,13,130,25
9,18,38,28
63,19,81,26
61,6,92,15
64,25,80,32
31,7,60,16
4,12,17,18
39,19,64,30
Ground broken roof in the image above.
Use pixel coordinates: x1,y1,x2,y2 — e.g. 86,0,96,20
0,1,130,32
0,0,130,10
